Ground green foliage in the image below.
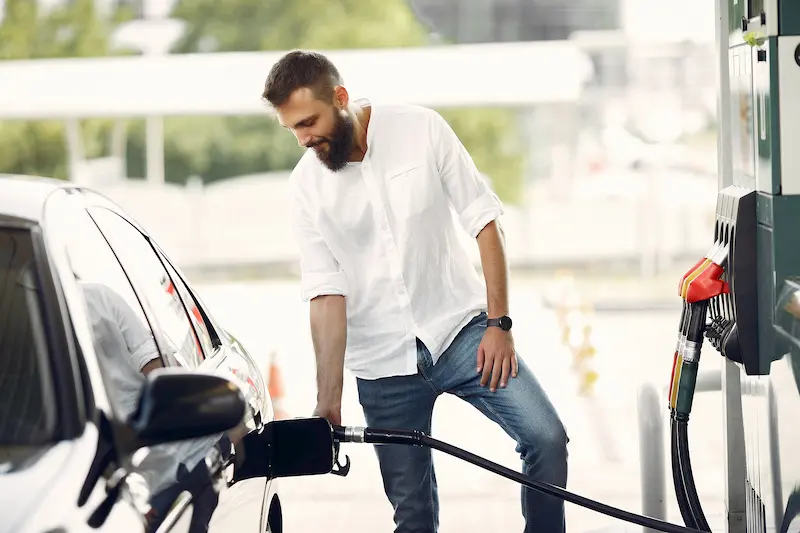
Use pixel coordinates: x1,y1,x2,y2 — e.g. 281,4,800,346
0,121,68,179
171,0,429,52
0,0,526,204
0,0,132,179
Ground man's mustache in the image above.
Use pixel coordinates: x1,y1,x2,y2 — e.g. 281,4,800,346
306,138,329,148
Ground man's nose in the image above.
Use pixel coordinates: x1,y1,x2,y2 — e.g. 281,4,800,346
297,132,313,147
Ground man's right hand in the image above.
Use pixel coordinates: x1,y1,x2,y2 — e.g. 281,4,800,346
313,402,342,427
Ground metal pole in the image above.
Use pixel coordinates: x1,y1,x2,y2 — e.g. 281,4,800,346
146,115,165,185
637,382,667,531
64,118,86,184
637,370,724,533
111,119,128,178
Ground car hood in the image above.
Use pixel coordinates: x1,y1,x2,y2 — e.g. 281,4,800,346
0,441,72,533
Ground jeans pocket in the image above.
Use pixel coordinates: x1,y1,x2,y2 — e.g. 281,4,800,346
355,377,381,409
470,311,488,327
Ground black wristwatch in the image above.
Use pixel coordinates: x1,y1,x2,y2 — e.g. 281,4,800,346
487,315,513,331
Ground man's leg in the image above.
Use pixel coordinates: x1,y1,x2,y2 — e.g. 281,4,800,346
356,347,440,533
430,313,569,533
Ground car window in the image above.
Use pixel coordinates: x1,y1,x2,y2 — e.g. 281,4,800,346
0,227,57,447
58,207,166,424
88,208,207,369
158,254,216,358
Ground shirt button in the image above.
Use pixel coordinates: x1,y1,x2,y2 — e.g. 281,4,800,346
381,222,388,230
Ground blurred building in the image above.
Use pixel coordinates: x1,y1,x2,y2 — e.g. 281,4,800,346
410,0,620,43
410,0,717,186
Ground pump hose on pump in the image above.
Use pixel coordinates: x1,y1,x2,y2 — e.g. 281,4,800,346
668,246,730,532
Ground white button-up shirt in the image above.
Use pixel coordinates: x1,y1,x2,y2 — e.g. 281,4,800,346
289,101,505,380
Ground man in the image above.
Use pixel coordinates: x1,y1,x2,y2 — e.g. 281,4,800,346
262,50,569,533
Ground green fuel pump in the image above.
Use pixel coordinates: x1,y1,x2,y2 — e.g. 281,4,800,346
665,0,800,531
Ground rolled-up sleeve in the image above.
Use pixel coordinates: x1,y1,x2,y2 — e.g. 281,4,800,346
290,178,348,302
429,110,505,238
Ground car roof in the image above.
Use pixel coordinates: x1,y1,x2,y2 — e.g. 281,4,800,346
0,174,78,224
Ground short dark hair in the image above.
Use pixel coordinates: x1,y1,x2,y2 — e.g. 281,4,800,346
262,50,343,108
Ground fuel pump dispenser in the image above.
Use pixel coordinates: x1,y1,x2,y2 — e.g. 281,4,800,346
667,0,800,531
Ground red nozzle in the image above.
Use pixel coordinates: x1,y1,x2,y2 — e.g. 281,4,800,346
685,262,729,303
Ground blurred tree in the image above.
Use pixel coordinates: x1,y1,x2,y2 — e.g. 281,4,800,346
122,0,525,203
0,0,134,179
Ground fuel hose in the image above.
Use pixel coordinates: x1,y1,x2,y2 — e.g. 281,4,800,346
667,245,730,532
331,425,709,533
670,299,711,532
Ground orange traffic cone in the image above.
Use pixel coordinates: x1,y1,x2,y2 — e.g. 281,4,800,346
266,351,288,420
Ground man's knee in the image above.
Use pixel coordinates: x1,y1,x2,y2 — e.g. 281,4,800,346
517,418,569,479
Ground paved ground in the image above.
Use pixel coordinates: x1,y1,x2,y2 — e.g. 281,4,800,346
196,272,730,532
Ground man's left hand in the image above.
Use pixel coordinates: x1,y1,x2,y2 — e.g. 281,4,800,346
477,326,518,392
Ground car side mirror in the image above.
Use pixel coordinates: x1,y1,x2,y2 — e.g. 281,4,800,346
232,417,336,482
124,368,247,452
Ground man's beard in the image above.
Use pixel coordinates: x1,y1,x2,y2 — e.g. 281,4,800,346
309,109,355,172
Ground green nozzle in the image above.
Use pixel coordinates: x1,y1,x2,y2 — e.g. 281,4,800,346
675,359,699,418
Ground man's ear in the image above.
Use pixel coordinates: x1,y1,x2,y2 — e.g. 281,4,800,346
333,85,349,109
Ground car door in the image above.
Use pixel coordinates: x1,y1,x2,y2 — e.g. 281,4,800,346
54,193,236,533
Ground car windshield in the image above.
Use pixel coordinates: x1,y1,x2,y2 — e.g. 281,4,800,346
0,226,56,447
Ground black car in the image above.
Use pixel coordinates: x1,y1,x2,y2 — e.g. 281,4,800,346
0,174,334,533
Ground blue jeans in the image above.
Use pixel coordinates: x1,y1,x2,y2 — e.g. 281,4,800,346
356,312,569,533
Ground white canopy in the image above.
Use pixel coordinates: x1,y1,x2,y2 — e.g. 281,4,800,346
0,41,593,119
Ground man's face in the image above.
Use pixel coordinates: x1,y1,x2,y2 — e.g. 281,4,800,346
276,87,354,172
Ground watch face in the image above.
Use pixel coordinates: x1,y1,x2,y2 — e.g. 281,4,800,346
500,316,512,331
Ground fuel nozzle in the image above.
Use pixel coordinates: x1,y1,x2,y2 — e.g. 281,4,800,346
669,245,729,417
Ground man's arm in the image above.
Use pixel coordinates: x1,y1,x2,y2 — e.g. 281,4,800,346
475,219,518,390
427,110,517,391
476,220,509,319
309,295,347,425
290,174,349,424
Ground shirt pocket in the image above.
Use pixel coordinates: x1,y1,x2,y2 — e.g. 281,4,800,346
385,163,434,218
